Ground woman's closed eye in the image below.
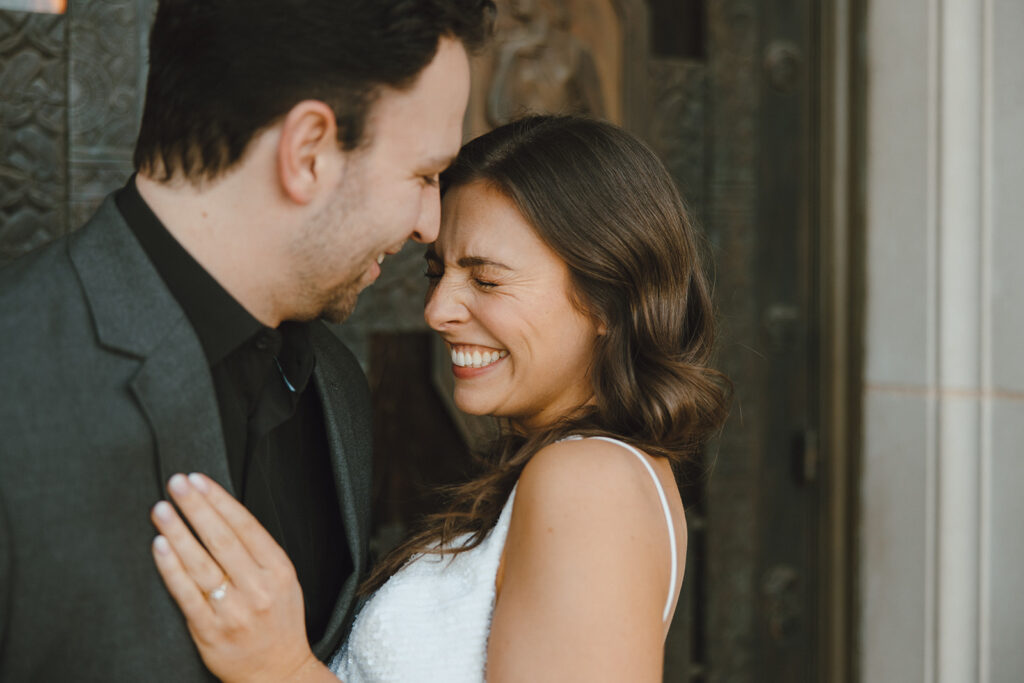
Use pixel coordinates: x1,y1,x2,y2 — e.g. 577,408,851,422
423,265,499,290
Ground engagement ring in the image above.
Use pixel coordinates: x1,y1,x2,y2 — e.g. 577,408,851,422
207,580,229,602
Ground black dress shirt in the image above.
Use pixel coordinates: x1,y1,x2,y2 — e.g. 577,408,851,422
116,176,349,644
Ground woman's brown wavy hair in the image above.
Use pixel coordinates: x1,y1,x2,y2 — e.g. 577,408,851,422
361,115,730,593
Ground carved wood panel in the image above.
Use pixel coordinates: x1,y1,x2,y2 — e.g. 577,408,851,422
68,0,154,227
0,9,67,263
466,0,623,138
0,0,154,264
648,58,707,228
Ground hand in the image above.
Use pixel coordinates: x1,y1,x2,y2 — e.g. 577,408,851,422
150,473,327,683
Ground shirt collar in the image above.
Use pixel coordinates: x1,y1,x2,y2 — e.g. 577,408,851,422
255,321,317,397
115,174,264,365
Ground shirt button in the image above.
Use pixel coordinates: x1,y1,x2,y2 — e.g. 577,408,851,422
254,334,271,351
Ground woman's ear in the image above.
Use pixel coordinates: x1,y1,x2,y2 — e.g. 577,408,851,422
276,100,341,204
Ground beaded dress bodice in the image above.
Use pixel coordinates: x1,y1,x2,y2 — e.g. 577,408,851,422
330,485,518,682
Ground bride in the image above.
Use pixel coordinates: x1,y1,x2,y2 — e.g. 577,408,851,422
148,115,730,682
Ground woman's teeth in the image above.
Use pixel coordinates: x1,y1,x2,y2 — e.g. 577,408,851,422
376,254,385,265
451,348,508,368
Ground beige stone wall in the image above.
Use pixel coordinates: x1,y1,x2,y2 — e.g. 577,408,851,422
859,1,1024,681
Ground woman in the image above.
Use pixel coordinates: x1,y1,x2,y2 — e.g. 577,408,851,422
149,115,730,682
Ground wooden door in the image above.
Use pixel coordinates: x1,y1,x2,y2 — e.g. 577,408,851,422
646,1,825,680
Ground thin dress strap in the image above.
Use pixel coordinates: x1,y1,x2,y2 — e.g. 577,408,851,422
585,436,679,623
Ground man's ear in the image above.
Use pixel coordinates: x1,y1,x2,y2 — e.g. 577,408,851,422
277,100,341,204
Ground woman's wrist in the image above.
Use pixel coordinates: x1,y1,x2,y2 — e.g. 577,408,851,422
283,652,338,683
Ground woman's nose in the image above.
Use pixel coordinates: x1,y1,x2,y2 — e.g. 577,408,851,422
423,277,469,330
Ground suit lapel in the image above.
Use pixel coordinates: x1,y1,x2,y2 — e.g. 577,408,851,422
129,320,234,497
314,366,364,572
309,324,370,658
69,194,234,497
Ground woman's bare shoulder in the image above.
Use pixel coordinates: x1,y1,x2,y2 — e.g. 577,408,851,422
516,437,676,515
489,437,682,681
509,437,683,563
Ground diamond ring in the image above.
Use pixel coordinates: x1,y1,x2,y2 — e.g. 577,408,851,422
207,579,229,602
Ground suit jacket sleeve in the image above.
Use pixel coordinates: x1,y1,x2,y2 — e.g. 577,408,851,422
0,486,10,654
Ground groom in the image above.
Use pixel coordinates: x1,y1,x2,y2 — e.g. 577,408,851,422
0,1,490,680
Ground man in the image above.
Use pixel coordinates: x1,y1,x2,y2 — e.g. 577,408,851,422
0,1,491,680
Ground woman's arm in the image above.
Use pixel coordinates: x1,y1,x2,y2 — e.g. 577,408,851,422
149,473,340,683
486,439,686,683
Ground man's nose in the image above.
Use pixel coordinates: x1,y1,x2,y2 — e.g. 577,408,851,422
410,189,441,244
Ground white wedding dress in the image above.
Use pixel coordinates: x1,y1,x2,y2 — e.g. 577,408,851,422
330,436,679,682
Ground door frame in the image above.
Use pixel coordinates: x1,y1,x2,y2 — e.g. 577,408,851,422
818,0,864,680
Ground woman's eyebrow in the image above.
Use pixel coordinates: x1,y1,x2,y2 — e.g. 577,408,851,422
424,250,513,271
456,256,513,270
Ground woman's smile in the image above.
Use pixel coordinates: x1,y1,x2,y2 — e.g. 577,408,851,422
449,343,509,379
449,343,508,368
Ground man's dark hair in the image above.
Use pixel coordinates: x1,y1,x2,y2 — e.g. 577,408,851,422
134,0,493,182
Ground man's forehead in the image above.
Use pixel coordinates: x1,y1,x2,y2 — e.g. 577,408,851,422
357,100,462,159
346,123,458,168
422,152,459,171
357,37,469,157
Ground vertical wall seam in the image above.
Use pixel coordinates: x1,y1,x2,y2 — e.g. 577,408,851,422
977,0,994,680
925,0,941,681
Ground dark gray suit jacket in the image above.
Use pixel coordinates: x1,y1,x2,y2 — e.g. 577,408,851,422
0,196,372,681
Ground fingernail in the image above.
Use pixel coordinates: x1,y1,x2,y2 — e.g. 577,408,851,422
153,535,170,555
168,474,189,495
188,473,209,493
154,501,174,520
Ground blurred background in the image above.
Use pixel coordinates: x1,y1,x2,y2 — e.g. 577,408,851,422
1,1,1021,681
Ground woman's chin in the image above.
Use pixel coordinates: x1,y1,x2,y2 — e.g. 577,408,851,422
452,392,491,417
453,392,520,424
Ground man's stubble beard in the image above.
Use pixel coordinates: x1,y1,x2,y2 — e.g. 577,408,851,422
288,173,372,324
316,277,362,323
